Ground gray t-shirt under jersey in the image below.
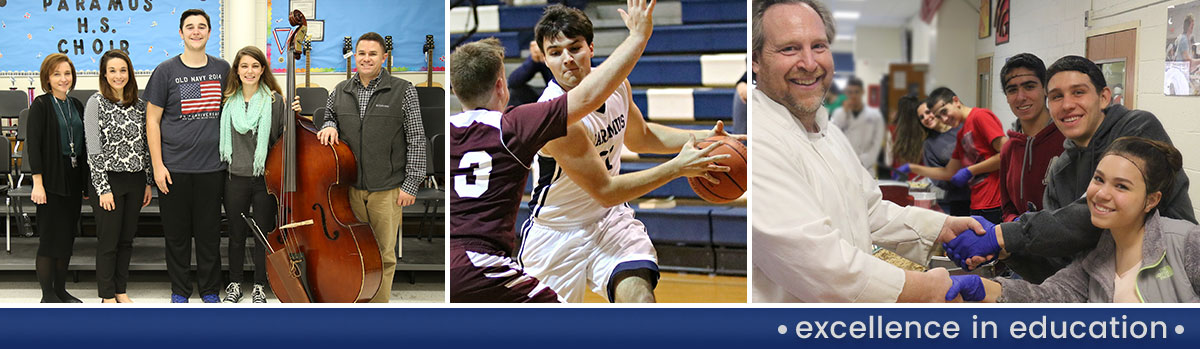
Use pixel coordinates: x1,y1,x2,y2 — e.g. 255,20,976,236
142,54,230,173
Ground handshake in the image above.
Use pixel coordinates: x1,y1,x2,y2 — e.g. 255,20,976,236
924,215,1006,302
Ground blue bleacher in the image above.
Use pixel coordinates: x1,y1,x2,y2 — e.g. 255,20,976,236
619,162,699,199
451,0,505,6
499,5,549,31
451,32,523,58
680,0,747,24
710,207,746,247
634,205,713,245
593,55,700,86
646,23,746,54
630,88,735,121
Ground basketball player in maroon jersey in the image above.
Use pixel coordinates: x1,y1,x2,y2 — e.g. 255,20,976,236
450,0,700,302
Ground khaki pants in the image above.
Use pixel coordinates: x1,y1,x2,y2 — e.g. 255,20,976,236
349,187,404,303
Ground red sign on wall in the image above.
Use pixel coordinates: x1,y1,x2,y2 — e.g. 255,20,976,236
920,0,944,24
996,0,1011,45
868,84,881,108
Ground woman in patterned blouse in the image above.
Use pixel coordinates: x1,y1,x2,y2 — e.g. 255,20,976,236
83,49,152,303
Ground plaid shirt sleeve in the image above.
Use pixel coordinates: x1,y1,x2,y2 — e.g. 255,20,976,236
400,84,427,196
321,88,338,130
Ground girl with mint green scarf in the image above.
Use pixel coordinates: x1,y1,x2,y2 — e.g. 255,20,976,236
218,46,296,303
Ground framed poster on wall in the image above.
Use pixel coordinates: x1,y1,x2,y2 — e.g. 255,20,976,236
980,0,991,39
1165,1,1200,95
1096,58,1127,106
996,0,1010,45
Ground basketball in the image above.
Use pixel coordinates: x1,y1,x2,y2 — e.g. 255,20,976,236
688,135,748,203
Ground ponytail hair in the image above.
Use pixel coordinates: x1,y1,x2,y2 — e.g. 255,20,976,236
1103,136,1184,200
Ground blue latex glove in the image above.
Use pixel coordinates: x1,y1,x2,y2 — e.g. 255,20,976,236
897,163,911,174
945,274,986,301
942,216,1000,271
950,167,973,187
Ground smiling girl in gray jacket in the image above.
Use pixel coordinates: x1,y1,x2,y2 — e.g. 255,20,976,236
948,136,1200,302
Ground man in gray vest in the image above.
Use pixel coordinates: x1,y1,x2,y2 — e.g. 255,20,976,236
316,31,427,303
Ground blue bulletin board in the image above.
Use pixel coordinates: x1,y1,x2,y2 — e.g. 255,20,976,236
0,0,223,72
267,0,445,73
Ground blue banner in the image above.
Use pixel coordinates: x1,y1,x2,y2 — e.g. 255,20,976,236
0,0,222,72
0,307,1197,348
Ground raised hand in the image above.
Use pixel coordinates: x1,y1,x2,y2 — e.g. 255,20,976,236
618,0,656,40
942,216,1000,270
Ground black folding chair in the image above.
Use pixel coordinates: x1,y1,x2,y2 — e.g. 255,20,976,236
0,139,10,253
0,90,27,139
296,87,330,117
414,134,445,243
16,109,29,187
67,89,96,104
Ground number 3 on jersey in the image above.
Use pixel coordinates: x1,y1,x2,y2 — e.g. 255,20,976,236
455,151,492,198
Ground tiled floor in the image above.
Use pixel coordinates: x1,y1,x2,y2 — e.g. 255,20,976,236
0,270,444,304
0,236,446,304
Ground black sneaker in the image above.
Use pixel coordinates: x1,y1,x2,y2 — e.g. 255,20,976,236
222,282,242,303
251,284,268,303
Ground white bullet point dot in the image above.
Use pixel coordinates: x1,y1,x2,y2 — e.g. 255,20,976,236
778,325,787,335
1176,325,1184,335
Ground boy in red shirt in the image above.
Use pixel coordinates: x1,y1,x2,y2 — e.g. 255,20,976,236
904,87,1006,223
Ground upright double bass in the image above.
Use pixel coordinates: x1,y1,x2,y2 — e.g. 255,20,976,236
257,10,383,303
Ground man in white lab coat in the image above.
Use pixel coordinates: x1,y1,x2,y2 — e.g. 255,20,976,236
750,0,984,302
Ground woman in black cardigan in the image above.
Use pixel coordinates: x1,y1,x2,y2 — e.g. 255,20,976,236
28,53,89,303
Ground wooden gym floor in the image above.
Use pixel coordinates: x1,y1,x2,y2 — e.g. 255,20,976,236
582,272,747,303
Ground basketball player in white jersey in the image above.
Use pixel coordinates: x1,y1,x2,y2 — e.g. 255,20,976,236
519,5,746,302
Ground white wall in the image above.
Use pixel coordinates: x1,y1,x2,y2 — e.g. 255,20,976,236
974,0,1086,128
853,26,905,86
928,0,980,107
973,0,1200,218
910,14,935,65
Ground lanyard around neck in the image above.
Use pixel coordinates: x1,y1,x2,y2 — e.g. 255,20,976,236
50,97,77,154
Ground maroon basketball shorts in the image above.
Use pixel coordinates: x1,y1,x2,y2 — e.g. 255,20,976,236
450,239,562,303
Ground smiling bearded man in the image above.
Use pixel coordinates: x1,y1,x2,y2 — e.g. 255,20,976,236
748,0,987,303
